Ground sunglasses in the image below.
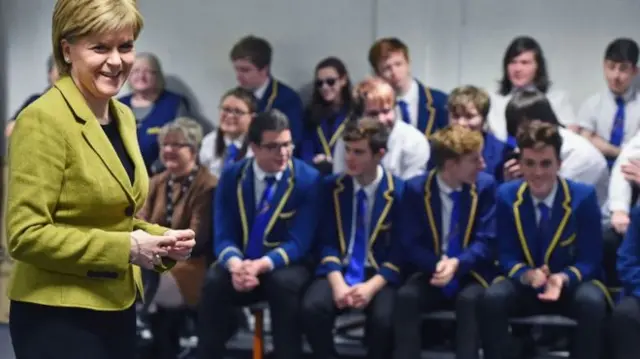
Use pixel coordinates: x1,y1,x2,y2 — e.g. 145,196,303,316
315,78,338,88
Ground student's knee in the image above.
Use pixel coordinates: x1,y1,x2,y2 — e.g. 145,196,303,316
573,282,608,319
456,284,484,309
612,296,640,327
480,280,512,311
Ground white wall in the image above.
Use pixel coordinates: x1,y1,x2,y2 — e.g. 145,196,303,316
4,0,640,126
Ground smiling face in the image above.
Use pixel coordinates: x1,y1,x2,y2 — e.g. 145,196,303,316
520,144,560,199
62,27,135,102
129,57,159,93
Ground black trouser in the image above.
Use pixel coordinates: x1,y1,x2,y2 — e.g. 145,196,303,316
9,300,137,359
603,227,623,287
301,276,395,359
393,273,485,359
196,264,310,359
611,296,640,359
478,279,607,359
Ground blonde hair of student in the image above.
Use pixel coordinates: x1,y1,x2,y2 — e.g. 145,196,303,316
353,77,396,109
447,85,491,119
430,125,484,168
52,0,144,76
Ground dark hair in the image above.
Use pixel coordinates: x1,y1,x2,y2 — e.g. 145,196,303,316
505,89,560,137
247,109,290,144
499,36,551,95
605,38,639,66
342,117,389,154
229,35,272,69
516,120,563,160
215,87,257,161
304,57,353,129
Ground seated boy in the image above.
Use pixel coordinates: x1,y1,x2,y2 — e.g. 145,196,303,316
302,117,404,359
394,125,497,359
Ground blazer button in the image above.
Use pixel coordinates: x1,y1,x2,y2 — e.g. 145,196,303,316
124,205,134,217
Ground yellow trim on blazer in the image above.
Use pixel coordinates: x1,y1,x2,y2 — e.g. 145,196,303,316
236,160,295,250
265,80,278,110
317,121,346,158
512,178,572,267
333,174,347,254
423,86,436,136
146,126,161,135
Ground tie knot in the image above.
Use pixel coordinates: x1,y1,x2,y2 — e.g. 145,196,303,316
537,202,550,215
264,176,276,187
616,96,625,107
449,190,461,202
397,99,408,107
357,188,367,201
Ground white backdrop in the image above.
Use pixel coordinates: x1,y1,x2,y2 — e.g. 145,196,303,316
4,0,640,126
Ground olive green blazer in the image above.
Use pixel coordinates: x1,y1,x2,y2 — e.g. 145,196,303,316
5,76,170,311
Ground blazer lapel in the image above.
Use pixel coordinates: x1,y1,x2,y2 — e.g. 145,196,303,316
459,183,479,248
416,81,436,136
544,178,572,263
237,160,255,249
112,102,144,199
263,161,295,239
369,170,394,248
424,170,442,255
333,175,350,255
513,183,537,266
54,77,135,203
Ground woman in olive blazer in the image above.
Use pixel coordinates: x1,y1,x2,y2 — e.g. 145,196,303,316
5,1,195,358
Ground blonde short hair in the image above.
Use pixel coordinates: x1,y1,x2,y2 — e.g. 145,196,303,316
447,85,491,119
52,0,144,76
430,125,484,169
353,77,396,110
158,117,204,151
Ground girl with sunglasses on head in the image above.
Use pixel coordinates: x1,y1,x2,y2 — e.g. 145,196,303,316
297,57,353,174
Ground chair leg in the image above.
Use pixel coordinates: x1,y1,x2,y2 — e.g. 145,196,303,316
252,309,264,359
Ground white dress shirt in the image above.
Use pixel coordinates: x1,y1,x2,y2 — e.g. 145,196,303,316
609,131,640,213
199,130,253,178
532,181,558,224
332,120,429,180
252,160,284,207
558,127,609,207
346,166,384,266
396,79,420,128
487,89,577,141
254,77,271,103
577,86,640,146
436,175,462,252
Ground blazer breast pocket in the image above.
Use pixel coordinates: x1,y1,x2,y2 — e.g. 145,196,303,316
377,222,392,246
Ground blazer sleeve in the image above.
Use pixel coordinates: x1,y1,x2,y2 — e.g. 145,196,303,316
214,168,244,267
457,180,496,275
378,181,405,284
400,180,439,274
316,180,343,276
562,188,602,285
496,190,532,279
264,171,322,269
6,107,132,278
618,206,640,297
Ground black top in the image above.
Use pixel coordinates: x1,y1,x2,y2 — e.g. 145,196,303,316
101,120,135,185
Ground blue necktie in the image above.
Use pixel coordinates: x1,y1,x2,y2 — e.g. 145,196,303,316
398,100,411,124
537,203,551,266
443,190,462,297
608,96,626,168
245,176,277,259
345,189,367,286
224,143,239,169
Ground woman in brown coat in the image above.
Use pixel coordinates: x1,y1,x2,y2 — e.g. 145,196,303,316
137,116,217,358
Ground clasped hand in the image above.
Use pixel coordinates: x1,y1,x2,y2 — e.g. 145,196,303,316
523,265,567,302
333,281,376,310
229,258,272,292
130,229,196,269
430,255,459,287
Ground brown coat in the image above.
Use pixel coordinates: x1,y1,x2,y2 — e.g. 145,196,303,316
138,166,217,307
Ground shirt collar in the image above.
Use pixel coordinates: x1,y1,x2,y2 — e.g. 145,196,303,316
252,159,284,182
254,77,271,101
353,165,384,198
531,179,558,209
436,173,462,195
223,135,245,149
610,85,637,103
398,78,419,103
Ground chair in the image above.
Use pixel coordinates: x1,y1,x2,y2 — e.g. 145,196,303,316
248,302,269,359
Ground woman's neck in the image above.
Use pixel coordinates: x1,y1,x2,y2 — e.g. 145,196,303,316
170,161,196,178
71,75,110,124
132,90,160,106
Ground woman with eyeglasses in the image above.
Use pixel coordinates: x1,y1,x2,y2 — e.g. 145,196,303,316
297,57,352,174
199,87,257,178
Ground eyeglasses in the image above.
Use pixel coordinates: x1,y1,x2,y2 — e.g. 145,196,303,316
161,143,191,149
259,141,295,153
315,78,337,88
220,106,250,117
